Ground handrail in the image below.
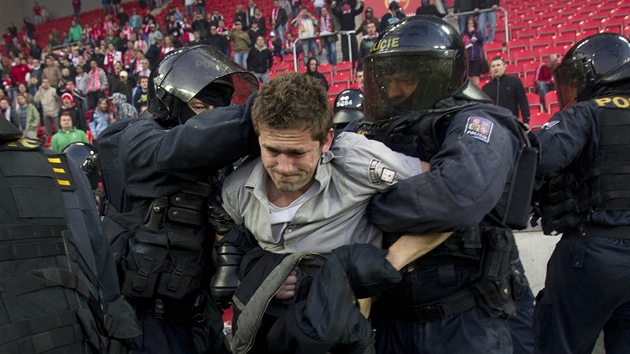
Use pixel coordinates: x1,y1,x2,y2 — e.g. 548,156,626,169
292,31,346,72
445,7,510,42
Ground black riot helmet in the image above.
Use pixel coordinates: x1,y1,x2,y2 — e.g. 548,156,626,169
554,33,630,109
147,45,259,126
62,142,100,190
333,89,364,129
363,15,468,123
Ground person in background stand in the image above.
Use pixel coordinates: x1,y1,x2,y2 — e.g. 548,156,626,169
292,6,318,67
416,0,446,17
358,21,377,70
462,17,484,86
356,7,380,36
247,35,273,84
33,1,42,25
350,68,364,91
319,6,339,68
51,112,88,152
306,56,329,91
535,54,560,111
331,0,363,67
475,0,499,43
378,1,405,34
73,0,82,19
454,0,475,34
229,21,251,68
14,94,40,139
270,0,288,43
207,25,230,56
482,56,530,126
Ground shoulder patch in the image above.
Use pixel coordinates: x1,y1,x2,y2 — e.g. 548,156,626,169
541,120,560,130
464,117,494,143
47,154,76,191
380,168,397,184
368,159,381,184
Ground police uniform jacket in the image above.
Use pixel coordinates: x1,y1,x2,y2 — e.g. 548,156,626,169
367,103,522,235
533,92,630,226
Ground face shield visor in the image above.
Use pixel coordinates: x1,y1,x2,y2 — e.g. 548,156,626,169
554,57,593,110
363,51,457,124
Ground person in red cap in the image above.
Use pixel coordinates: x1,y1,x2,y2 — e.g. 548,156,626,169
59,91,86,131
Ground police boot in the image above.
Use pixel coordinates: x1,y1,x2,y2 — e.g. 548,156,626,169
210,242,244,308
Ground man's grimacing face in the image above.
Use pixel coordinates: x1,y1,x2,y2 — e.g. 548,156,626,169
259,125,333,195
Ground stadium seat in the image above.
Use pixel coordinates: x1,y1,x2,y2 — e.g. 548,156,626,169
601,18,625,34
485,41,504,58
557,23,580,36
328,84,346,99
545,91,559,113
335,61,353,76
526,93,544,114
511,49,538,66
331,71,352,86
318,63,334,82
552,33,575,47
529,112,553,130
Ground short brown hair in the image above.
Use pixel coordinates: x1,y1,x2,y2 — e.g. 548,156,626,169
251,72,332,143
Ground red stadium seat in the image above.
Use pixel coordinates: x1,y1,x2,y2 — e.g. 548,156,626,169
526,93,544,113
601,18,625,34
529,112,553,130
552,33,575,47
545,91,559,113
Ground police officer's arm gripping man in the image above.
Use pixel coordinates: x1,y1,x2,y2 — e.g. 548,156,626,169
367,109,519,233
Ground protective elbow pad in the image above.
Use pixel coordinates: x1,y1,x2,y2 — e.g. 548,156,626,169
210,243,244,308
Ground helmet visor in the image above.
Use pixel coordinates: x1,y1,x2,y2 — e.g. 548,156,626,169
554,58,589,110
363,53,455,123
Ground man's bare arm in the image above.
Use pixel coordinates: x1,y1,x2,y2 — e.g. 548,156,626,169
386,232,452,271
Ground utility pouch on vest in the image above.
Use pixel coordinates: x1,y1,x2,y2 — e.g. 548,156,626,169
122,226,169,299
122,183,211,301
156,226,205,300
473,228,517,318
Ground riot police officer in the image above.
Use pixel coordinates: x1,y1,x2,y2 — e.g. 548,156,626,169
0,119,141,352
358,16,537,353
332,88,364,131
532,33,630,353
98,45,259,354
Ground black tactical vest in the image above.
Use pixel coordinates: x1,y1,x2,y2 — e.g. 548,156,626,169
539,95,630,235
0,139,108,353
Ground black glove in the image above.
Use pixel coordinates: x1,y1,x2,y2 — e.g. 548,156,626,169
207,197,235,235
330,243,403,299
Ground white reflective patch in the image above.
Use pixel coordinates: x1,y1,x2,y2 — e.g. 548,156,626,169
368,159,381,184
380,168,397,183
541,120,560,130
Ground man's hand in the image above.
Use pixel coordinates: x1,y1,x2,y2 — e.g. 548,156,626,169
274,267,297,300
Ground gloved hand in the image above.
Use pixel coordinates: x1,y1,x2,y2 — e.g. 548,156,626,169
330,243,402,299
207,197,235,235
